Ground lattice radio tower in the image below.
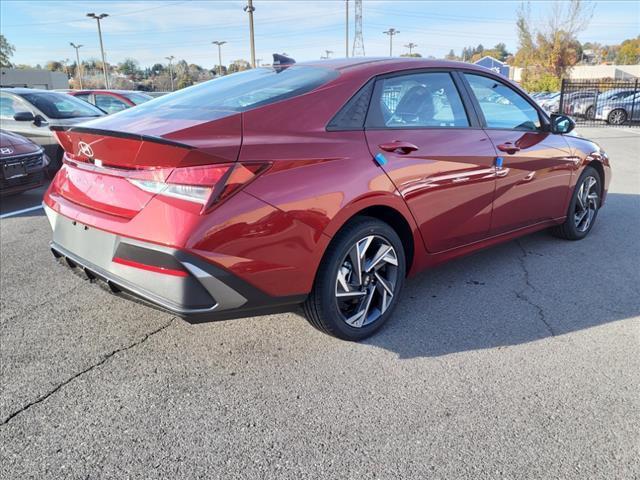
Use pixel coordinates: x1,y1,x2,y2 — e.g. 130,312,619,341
352,0,365,56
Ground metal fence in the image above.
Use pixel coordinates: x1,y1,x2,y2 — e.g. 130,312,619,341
560,79,639,127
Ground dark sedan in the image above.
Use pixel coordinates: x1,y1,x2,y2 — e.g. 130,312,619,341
0,129,48,196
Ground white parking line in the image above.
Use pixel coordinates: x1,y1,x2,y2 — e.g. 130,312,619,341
0,205,44,219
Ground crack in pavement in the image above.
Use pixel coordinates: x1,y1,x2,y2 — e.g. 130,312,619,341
0,317,176,426
515,240,555,336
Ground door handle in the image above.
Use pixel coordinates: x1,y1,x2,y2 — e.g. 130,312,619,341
497,143,521,154
379,141,419,154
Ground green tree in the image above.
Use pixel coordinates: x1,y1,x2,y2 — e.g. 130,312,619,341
1,34,16,67
445,49,458,60
616,37,640,65
118,58,140,78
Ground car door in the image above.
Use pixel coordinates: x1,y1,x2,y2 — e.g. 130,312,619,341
462,72,575,235
364,71,498,253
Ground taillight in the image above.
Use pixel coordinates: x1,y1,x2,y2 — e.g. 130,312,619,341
127,163,268,209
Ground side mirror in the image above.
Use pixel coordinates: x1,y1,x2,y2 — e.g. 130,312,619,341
33,114,48,127
551,114,575,134
13,111,35,122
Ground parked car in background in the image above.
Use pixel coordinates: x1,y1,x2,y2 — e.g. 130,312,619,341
67,90,153,114
569,88,636,119
0,129,48,196
538,92,561,114
594,91,640,125
44,57,610,341
0,88,104,174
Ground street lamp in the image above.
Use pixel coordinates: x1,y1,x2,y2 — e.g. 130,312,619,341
70,42,83,89
165,55,175,91
244,0,256,68
86,13,109,88
212,41,227,76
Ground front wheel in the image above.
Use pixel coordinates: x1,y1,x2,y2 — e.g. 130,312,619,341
607,109,628,125
551,166,602,240
303,217,406,341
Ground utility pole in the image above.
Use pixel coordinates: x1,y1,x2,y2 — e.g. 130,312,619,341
87,13,109,88
383,28,399,57
345,0,349,58
70,42,84,89
165,55,175,91
212,41,227,76
244,0,256,68
352,0,364,56
404,42,417,56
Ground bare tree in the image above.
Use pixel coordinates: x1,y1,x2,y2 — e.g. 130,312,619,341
514,0,593,90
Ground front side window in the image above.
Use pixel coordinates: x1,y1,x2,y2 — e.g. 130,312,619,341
367,72,469,128
464,73,541,131
95,94,129,114
18,92,103,119
0,92,30,119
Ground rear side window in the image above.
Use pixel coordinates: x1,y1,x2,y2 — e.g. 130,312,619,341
109,66,338,121
464,73,541,131
367,72,469,129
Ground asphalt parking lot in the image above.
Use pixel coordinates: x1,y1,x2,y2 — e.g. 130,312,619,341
1,128,638,479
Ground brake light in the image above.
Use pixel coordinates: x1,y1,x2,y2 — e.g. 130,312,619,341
127,163,268,208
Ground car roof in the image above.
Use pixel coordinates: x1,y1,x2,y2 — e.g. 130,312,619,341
299,57,491,75
1,87,65,94
70,89,149,94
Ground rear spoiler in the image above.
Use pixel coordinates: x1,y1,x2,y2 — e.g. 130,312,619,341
50,125,195,150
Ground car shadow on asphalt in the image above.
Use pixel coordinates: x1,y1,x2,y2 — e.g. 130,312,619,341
363,193,640,359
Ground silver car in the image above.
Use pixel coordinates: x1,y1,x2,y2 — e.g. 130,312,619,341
594,92,640,125
0,88,104,174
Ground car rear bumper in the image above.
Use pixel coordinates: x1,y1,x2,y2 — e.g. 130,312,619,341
46,205,304,322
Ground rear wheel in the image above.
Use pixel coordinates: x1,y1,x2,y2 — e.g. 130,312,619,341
551,166,601,240
586,106,595,119
303,217,406,341
607,109,627,125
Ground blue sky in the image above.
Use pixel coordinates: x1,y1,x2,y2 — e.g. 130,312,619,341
1,0,638,68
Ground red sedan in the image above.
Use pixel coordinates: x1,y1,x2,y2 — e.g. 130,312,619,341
67,90,152,114
44,57,611,340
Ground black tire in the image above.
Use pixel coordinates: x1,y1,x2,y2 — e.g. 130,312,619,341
607,109,628,125
303,216,406,341
586,106,595,120
46,147,63,179
551,166,602,240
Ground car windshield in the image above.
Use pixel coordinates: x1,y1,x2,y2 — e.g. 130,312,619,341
19,91,103,119
109,65,338,120
123,92,153,105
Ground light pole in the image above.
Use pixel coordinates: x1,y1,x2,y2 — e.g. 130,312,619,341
345,0,349,58
87,13,109,88
383,28,399,57
244,0,256,68
404,42,417,56
165,55,175,91
70,42,84,89
212,41,227,76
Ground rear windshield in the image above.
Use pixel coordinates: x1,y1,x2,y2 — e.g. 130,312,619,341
110,66,337,119
123,92,153,105
18,91,103,119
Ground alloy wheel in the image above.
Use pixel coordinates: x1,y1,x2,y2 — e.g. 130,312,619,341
335,235,399,328
608,109,627,125
574,175,599,233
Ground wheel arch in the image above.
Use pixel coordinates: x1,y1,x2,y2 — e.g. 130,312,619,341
322,195,424,275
